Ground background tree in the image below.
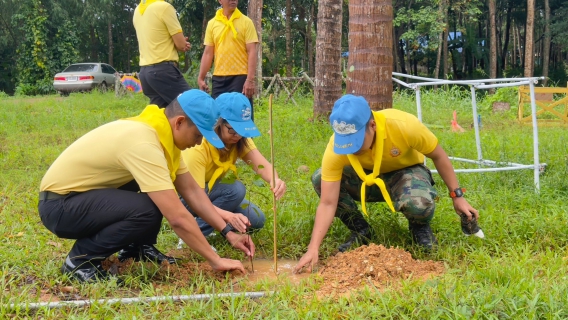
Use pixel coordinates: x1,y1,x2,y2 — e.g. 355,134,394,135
346,0,393,110
313,0,343,118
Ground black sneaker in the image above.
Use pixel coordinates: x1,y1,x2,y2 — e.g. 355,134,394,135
338,227,374,252
61,256,110,283
117,244,179,264
409,222,438,250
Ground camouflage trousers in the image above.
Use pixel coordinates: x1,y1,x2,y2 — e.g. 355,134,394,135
311,164,437,224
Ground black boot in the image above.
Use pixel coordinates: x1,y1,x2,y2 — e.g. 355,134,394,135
61,256,110,283
336,210,374,252
117,244,179,264
408,221,438,250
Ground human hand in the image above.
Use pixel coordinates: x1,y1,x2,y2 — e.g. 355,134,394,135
209,257,246,273
452,197,479,220
198,78,209,93
271,178,286,200
242,79,255,98
226,231,256,257
226,213,251,233
183,36,191,52
293,249,319,274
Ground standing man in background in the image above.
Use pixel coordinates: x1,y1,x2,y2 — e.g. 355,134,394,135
197,0,259,119
134,0,192,108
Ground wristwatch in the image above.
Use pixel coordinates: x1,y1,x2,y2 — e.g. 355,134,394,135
449,187,466,198
220,223,236,238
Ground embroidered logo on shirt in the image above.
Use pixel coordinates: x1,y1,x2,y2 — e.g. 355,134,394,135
332,120,357,135
241,107,251,121
390,145,401,157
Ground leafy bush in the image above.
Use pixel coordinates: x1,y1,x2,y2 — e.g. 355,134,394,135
479,86,518,111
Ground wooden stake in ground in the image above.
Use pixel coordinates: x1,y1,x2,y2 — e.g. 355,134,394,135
269,94,278,274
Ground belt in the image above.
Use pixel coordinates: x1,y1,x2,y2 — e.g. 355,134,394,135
143,61,178,67
39,191,67,201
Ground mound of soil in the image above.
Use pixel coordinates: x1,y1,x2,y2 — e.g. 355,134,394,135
316,243,445,296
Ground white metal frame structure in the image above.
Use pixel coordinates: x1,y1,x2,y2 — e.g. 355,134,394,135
391,72,546,191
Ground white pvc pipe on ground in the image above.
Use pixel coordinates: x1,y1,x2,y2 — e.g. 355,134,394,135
9,291,272,310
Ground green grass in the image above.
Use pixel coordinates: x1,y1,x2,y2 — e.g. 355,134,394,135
1,88,568,318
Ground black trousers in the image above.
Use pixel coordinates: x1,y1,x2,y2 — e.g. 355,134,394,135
38,181,163,264
212,74,254,121
139,62,191,108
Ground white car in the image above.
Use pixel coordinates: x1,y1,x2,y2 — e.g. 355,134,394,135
53,63,118,96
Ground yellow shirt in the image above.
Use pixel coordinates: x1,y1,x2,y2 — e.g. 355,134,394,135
321,109,438,181
133,1,182,66
204,14,258,76
40,120,188,194
182,138,256,188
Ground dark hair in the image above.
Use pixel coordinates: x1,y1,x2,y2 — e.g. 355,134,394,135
165,98,194,127
214,118,250,162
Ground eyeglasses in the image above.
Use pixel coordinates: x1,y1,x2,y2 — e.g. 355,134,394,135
224,123,241,137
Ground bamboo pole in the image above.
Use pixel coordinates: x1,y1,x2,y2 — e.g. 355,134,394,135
269,94,278,274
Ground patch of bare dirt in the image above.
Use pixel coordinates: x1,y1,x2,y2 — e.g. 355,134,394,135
98,244,444,298
316,243,445,297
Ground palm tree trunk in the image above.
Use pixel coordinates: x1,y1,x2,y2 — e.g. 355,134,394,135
346,0,393,110
524,0,534,77
313,0,343,118
248,0,263,98
285,0,292,76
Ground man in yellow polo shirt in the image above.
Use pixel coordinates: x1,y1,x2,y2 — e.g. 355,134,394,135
133,0,192,108
39,90,254,283
294,95,480,273
197,0,259,119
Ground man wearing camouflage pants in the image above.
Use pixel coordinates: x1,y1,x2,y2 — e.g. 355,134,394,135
294,94,479,273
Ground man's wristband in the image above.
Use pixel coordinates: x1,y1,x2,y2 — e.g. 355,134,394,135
220,223,236,238
246,78,255,83
449,187,466,198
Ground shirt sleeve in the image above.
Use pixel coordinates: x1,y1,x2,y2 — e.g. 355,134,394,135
176,155,189,176
244,18,259,43
204,20,214,46
161,4,183,36
182,147,208,189
321,137,350,182
402,113,439,154
118,142,176,192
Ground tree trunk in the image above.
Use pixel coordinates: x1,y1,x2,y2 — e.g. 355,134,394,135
542,0,550,86
247,0,263,98
524,0,534,77
433,0,446,79
346,0,393,110
512,21,516,67
108,20,113,66
489,0,497,92
285,0,292,76
501,2,512,72
442,16,448,79
313,0,343,118
307,5,315,77
90,26,98,61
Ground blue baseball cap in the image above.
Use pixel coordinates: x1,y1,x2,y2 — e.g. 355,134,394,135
177,89,224,148
329,94,372,154
216,93,260,138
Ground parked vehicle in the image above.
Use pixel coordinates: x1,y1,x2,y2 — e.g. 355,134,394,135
53,63,118,96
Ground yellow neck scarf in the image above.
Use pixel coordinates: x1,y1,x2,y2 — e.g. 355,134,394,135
346,112,395,216
206,141,237,192
214,8,243,45
126,105,180,182
138,0,163,15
